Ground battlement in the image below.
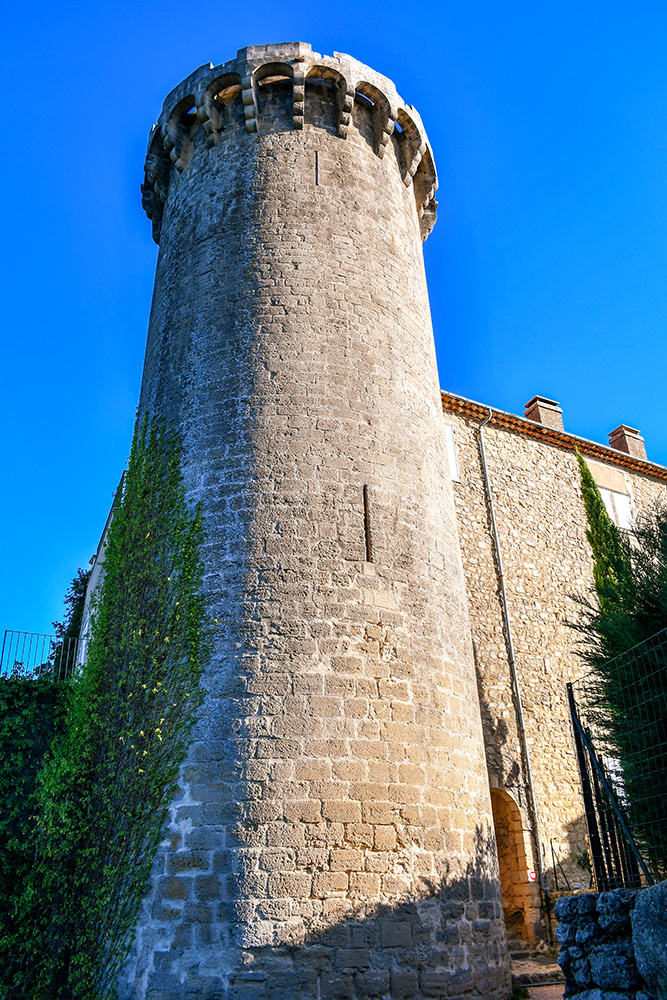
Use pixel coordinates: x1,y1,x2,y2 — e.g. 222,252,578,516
141,43,438,243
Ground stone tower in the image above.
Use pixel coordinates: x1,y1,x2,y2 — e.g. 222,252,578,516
122,42,509,1000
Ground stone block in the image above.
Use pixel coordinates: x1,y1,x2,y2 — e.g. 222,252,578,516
589,941,639,990
345,823,374,847
555,892,598,926
322,800,361,823
420,971,449,997
268,872,312,897
259,848,296,871
267,823,305,848
319,972,355,999
597,888,637,935
158,876,191,901
330,848,364,871
391,969,419,998
284,800,322,823
443,966,474,995
349,872,380,896
167,850,211,874
194,875,220,901
632,880,667,1000
312,872,349,897
335,948,370,969
365,852,389,873
381,920,412,947
356,971,390,997
373,825,397,850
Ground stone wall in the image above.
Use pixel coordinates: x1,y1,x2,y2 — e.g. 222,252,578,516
554,882,667,1000
442,395,667,937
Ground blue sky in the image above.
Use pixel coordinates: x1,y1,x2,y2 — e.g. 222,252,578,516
2,1,667,636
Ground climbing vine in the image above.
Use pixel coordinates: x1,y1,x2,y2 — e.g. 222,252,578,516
6,421,209,1000
0,679,69,974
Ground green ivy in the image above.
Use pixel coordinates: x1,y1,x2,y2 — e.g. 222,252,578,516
0,679,69,964
5,421,209,1000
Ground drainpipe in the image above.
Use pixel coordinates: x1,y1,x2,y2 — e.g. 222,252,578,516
477,410,547,906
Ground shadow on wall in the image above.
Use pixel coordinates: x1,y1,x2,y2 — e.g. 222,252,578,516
228,826,509,1000
131,827,511,1000
473,653,522,804
473,665,539,945
474,648,589,898
547,814,592,894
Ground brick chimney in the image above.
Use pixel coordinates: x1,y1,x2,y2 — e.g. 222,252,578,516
608,425,647,461
524,395,564,431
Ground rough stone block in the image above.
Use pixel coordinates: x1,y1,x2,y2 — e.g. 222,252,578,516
632,881,667,1000
391,969,420,998
589,942,639,990
321,800,361,823
335,948,370,969
330,848,364,871
420,971,449,997
319,971,355,999
381,920,412,947
312,872,349,897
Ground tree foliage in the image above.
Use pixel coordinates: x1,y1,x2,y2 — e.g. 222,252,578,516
573,449,667,875
49,566,91,678
576,451,632,610
4,421,209,1000
0,680,69,973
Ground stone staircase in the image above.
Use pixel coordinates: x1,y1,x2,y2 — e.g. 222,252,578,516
507,931,565,988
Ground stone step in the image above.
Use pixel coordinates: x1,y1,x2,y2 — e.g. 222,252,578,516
505,934,536,960
511,956,565,988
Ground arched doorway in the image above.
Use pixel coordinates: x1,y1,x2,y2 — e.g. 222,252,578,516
490,788,536,944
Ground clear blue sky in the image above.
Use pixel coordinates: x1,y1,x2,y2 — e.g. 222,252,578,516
2,0,667,636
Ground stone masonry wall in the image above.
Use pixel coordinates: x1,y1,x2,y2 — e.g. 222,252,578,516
443,402,667,938
118,46,509,1000
554,882,667,1000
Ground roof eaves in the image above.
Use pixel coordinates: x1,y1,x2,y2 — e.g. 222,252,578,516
440,390,667,482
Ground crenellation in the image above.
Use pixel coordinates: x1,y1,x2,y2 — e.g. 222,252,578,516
142,45,438,243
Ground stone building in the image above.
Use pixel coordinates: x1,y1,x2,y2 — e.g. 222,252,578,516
80,40,667,1000
440,391,667,947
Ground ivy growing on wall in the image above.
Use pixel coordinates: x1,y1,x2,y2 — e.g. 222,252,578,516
5,421,209,1000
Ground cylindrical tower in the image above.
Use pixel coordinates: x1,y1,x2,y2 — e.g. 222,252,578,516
121,42,509,1000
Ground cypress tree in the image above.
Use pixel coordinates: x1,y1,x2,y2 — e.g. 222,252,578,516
575,450,631,610
573,449,667,876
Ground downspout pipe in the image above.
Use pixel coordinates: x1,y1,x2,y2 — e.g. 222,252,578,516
477,410,546,898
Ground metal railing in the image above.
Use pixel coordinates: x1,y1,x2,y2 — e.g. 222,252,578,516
0,630,81,681
568,627,667,890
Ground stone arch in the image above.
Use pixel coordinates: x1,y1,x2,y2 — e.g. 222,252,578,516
394,107,424,184
141,127,171,243
200,72,243,144
253,61,294,134
490,788,536,944
165,95,198,172
353,81,393,156
413,145,438,239
304,64,349,135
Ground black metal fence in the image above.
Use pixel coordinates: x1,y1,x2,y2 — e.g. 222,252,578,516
0,630,81,681
568,627,667,890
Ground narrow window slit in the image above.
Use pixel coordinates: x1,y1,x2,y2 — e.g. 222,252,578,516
363,485,373,562
315,151,319,186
